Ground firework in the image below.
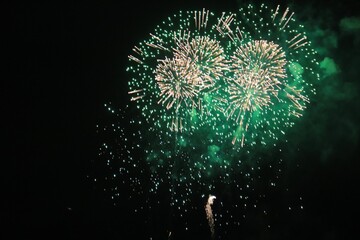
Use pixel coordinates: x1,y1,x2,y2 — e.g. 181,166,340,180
205,194,217,239
127,5,319,146
155,56,202,132
123,4,319,221
222,40,286,145
127,9,232,132
124,2,319,209
212,4,320,146
95,3,320,237
174,35,228,88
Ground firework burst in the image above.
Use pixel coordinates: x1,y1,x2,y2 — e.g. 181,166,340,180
174,35,228,88
223,40,287,145
154,56,202,131
229,40,286,111
212,4,320,146
124,4,320,199
98,4,322,237
127,9,233,132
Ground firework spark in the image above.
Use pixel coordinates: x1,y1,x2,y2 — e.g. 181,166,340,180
224,40,287,145
174,35,228,89
205,194,217,239
155,57,202,111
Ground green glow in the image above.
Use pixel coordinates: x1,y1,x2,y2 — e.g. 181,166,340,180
320,57,340,77
339,17,360,32
288,62,304,79
208,144,221,164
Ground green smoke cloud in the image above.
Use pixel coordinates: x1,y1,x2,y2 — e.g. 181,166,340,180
340,17,360,32
320,57,340,77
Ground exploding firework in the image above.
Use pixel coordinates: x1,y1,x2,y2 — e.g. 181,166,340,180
95,3,320,238
174,35,228,88
225,40,287,145
127,9,233,132
124,2,319,209
211,4,320,147
154,57,202,131
127,5,319,146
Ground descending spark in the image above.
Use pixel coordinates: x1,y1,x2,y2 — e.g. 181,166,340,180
205,195,217,239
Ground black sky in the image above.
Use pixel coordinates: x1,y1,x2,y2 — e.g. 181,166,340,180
8,0,360,239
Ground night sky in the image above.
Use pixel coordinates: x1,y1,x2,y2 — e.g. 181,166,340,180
9,0,360,239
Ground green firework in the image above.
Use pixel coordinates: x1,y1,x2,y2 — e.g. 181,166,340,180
127,4,320,148
126,9,234,134
214,4,321,147
95,4,321,230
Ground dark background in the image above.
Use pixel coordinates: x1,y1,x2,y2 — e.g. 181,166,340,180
8,0,360,239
